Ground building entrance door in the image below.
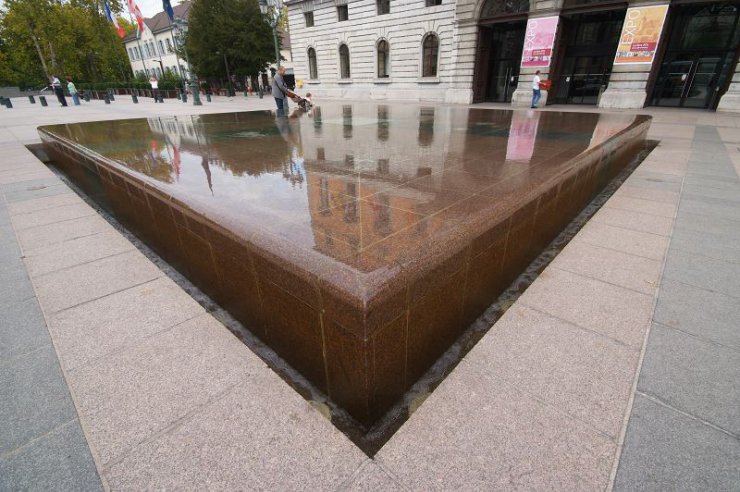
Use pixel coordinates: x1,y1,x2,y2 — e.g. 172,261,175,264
650,3,740,109
474,22,527,102
551,10,625,104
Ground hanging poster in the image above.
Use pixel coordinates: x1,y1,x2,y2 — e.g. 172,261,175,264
506,110,541,162
521,16,559,68
614,5,669,64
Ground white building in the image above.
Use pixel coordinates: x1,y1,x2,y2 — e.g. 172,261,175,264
285,0,740,111
123,1,193,80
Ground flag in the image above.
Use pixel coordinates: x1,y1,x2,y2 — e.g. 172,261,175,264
163,0,175,23
127,0,145,33
103,0,125,39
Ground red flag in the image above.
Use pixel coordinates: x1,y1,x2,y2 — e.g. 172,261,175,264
102,0,125,39
127,0,145,32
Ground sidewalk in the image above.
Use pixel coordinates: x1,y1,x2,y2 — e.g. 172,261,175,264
0,96,738,490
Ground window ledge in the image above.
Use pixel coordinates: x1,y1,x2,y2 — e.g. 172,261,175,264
374,78,392,84
337,79,353,84
417,77,440,84
305,79,321,84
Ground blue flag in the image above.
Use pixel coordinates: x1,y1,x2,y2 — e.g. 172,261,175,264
163,0,175,22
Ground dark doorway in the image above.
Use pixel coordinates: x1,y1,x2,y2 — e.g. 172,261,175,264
651,2,740,109
474,22,527,102
552,10,625,104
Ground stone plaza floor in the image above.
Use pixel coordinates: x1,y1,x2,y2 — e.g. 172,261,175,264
1,95,739,490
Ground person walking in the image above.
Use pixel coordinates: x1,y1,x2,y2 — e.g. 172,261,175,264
531,70,542,109
150,75,159,101
51,75,68,107
66,76,80,106
271,66,289,116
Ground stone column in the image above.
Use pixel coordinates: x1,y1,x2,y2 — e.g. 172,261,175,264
511,12,561,107
717,65,740,113
599,1,670,109
446,0,479,104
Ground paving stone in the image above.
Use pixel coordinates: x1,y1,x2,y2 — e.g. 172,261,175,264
654,279,740,351
614,394,740,492
0,177,61,194
16,214,110,252
468,304,639,437
0,420,103,492
7,193,82,215
0,296,50,361
622,174,682,193
604,195,677,218
673,211,740,241
679,196,740,222
377,359,616,491
519,267,653,347
683,183,740,203
577,222,669,261
50,276,204,370
670,226,740,264
10,202,96,231
33,249,162,313
24,231,135,277
630,170,683,183
638,323,740,436
0,171,56,185
343,462,405,491
66,314,268,466
0,345,77,455
613,185,679,205
105,378,366,490
3,182,72,203
591,206,674,236
684,175,740,191
0,266,35,308
663,249,740,299
552,240,662,295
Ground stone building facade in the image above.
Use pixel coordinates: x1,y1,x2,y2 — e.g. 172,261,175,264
286,0,740,111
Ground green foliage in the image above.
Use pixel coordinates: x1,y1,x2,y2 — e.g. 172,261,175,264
0,0,133,87
157,70,184,90
185,0,278,79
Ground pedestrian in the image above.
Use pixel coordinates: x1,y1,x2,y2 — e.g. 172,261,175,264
66,76,80,106
51,75,68,107
271,66,289,116
150,75,159,101
531,70,542,109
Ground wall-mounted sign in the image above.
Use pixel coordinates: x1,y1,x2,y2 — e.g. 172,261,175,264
614,5,669,65
521,16,559,68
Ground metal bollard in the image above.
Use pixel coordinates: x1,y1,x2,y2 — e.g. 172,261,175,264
258,86,263,99
84,93,90,102
206,94,212,102
104,95,110,104
132,94,138,104
108,91,115,101
158,94,164,103
4,98,12,108
182,92,187,103
176,90,182,101
244,89,248,98
28,95,36,104
40,96,48,106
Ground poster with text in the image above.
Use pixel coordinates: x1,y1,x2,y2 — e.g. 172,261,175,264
521,16,559,68
614,5,669,64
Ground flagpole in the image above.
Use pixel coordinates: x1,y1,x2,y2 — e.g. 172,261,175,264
128,10,149,77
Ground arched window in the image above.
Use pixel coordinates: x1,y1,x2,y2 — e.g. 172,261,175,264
339,44,351,79
377,40,390,78
479,0,529,19
308,47,318,79
422,34,439,77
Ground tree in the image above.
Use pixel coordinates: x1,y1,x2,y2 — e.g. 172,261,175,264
185,0,278,81
0,0,132,87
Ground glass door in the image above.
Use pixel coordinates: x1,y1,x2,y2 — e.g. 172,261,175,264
652,55,694,107
484,22,526,102
684,55,724,108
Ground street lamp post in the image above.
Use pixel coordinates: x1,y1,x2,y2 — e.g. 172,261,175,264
259,0,282,69
153,59,165,77
173,17,202,106
223,53,234,96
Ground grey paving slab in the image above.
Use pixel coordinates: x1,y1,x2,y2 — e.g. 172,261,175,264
0,419,103,492
673,211,740,241
638,323,740,436
591,206,674,236
0,296,50,361
614,394,740,492
670,225,740,264
0,177,61,194
518,267,654,347
622,174,683,193
679,196,740,223
66,314,267,466
6,193,81,215
683,183,740,203
10,202,97,231
343,462,406,492
604,195,677,218
468,304,639,437
105,378,366,491
613,185,680,205
23,230,135,277
684,174,740,191
577,222,670,261
50,276,204,371
0,266,35,308
377,359,616,491
663,248,740,299
0,345,77,455
33,249,163,313
16,214,110,252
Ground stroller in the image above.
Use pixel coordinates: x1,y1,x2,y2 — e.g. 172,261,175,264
286,89,312,111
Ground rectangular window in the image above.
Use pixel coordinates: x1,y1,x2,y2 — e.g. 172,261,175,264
166,38,173,52
377,0,390,14
425,0,442,5
304,11,314,27
337,5,348,21
158,40,165,55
